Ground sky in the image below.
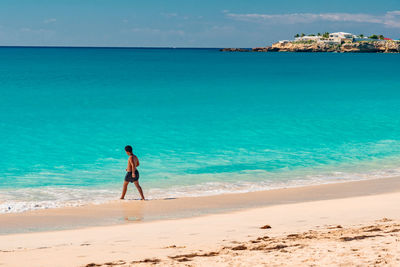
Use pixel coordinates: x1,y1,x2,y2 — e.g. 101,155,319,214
0,0,399,47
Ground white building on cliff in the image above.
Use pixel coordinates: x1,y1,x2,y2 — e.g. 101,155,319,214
292,32,373,44
294,32,356,43
328,32,356,43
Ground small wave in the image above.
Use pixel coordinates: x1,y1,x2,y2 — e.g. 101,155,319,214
0,187,117,213
2,165,400,214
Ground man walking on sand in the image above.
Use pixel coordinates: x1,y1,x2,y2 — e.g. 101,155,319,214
120,145,145,200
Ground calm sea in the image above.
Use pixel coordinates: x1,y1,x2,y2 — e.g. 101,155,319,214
1,47,400,213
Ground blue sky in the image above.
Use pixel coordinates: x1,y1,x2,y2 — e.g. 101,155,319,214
0,0,399,47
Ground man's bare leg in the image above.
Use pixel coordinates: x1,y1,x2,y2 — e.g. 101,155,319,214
120,181,129,199
133,181,145,200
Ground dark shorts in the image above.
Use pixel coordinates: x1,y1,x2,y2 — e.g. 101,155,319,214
125,170,139,183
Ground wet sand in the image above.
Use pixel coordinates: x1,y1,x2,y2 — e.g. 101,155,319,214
1,176,400,234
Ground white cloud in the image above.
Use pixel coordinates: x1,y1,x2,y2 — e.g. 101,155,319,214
385,11,400,28
43,18,57,24
161,12,178,18
226,11,400,28
210,25,235,32
20,27,51,33
161,13,199,21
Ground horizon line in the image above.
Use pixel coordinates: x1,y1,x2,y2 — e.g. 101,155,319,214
0,45,230,49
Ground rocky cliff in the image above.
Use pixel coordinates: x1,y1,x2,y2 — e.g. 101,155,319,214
263,41,400,53
222,41,400,53
340,41,400,53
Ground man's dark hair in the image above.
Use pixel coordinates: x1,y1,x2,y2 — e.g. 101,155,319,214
125,145,133,153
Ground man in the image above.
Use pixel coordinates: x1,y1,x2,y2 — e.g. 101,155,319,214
120,145,145,200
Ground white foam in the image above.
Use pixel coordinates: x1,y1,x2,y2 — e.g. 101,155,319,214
0,187,117,213
2,166,400,214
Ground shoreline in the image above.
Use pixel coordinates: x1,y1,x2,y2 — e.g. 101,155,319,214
1,176,400,235
5,170,400,214
1,177,400,266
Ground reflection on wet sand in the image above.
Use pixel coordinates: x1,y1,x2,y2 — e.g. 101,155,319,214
121,201,144,222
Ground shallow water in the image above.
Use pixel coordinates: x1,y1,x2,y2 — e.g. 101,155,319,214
1,47,400,213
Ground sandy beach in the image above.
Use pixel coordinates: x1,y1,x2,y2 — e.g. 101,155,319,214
1,177,400,266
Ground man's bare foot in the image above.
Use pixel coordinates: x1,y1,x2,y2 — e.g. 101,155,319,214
120,197,124,200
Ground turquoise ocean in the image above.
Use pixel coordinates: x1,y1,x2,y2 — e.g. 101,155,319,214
1,47,400,213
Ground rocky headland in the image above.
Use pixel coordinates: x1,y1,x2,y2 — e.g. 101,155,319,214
222,41,400,53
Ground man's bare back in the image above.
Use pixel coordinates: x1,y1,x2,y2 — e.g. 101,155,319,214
126,154,139,173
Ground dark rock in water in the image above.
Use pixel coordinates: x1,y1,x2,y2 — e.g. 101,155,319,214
252,47,267,52
252,47,279,52
220,48,251,52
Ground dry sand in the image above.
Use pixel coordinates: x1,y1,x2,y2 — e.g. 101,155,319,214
1,177,400,266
